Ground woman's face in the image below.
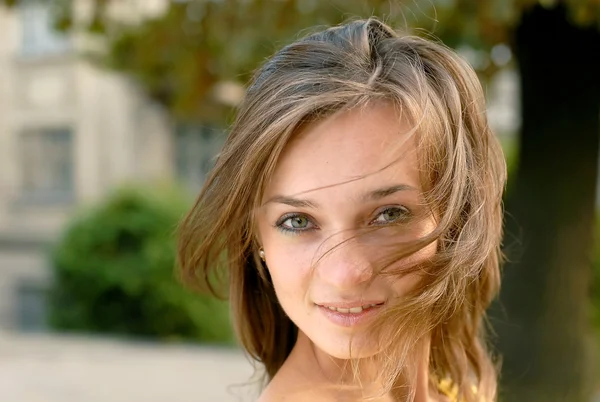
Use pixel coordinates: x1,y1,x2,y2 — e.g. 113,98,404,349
257,103,437,359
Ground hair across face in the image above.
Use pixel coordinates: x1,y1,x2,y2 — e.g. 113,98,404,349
177,18,506,402
257,102,438,360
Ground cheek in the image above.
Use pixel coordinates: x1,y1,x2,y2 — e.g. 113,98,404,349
261,235,315,302
389,238,438,295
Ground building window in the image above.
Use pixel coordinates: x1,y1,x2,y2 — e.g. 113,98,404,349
19,0,70,57
175,125,225,194
19,128,74,204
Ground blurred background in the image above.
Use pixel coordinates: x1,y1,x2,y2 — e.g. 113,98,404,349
0,1,597,401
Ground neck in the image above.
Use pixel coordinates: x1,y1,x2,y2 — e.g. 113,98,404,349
287,331,435,402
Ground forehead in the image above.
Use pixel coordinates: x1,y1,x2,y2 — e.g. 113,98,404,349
264,103,421,200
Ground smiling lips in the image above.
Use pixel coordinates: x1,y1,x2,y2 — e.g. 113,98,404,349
320,303,383,314
316,301,385,327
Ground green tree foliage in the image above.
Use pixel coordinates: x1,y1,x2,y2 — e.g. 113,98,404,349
3,1,597,122
50,185,233,343
3,0,595,124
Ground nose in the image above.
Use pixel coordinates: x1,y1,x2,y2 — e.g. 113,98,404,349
315,236,374,289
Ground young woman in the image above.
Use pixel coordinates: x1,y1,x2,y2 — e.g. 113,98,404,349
178,18,506,402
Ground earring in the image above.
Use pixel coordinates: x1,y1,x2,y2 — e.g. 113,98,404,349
259,249,265,261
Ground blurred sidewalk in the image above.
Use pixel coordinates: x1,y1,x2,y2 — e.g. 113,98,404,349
6,331,600,402
0,331,258,402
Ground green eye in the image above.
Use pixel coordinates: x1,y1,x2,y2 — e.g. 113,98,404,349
373,207,410,224
287,216,309,229
275,214,316,234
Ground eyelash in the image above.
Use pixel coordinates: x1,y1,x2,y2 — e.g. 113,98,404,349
274,206,412,235
274,213,317,235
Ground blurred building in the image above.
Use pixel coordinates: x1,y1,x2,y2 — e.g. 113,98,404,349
0,0,225,331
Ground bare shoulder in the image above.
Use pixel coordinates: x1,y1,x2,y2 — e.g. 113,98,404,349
257,383,294,402
256,379,289,402
258,387,330,402
257,364,330,402
257,377,325,402
256,386,280,402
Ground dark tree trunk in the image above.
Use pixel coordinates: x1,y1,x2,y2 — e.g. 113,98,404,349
494,4,600,402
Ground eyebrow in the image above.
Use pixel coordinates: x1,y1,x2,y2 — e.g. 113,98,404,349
266,196,319,208
265,184,417,209
362,184,417,201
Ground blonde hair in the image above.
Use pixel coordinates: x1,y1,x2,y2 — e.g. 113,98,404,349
178,18,506,402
